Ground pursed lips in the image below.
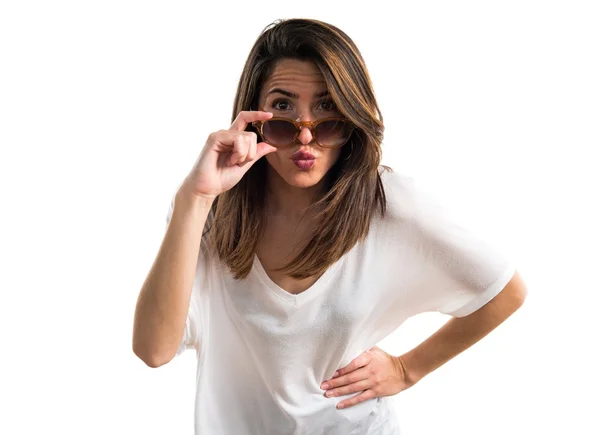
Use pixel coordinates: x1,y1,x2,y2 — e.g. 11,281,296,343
290,150,316,161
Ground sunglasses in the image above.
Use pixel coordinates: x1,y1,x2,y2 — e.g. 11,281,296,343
252,117,355,148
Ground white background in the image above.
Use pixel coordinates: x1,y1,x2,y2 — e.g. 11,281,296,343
1,1,598,434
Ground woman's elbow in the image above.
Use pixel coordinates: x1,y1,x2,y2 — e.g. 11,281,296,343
132,337,176,368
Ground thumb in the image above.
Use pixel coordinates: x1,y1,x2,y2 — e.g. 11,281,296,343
231,142,276,170
256,142,278,159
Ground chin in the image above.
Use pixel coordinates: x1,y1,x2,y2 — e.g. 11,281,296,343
286,172,325,188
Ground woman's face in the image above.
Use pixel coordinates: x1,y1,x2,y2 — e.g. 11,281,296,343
256,58,343,189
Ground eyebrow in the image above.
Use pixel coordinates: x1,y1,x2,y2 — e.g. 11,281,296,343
266,88,330,99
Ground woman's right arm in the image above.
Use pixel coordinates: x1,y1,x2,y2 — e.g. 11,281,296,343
132,190,213,367
131,110,277,368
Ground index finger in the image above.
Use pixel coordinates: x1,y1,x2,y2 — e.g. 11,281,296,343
229,110,273,131
333,352,371,378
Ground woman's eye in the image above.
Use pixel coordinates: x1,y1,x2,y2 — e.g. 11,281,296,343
272,100,291,111
319,100,337,111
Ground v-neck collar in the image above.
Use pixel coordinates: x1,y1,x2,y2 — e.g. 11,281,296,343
251,253,345,305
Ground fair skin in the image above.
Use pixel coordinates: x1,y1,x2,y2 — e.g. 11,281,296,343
254,58,344,295
254,59,527,409
134,57,527,412
257,60,526,408
320,271,527,409
258,58,343,212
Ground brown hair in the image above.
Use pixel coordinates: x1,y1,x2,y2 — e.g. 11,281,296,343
209,18,388,280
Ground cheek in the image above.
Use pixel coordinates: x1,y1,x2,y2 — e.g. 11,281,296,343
322,148,343,171
328,148,343,164
264,152,282,170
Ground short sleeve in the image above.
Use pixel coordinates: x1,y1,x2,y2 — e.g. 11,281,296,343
165,194,207,356
382,171,517,318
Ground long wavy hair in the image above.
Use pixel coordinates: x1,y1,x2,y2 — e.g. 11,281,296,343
208,18,388,280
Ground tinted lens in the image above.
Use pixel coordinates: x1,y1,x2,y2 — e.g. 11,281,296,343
261,120,297,146
315,120,353,147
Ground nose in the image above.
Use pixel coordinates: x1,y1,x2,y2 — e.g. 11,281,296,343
297,125,314,145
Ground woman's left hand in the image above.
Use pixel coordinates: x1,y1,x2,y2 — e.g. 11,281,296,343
320,346,416,409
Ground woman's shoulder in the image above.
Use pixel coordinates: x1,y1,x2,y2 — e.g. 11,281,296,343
378,166,423,219
379,166,417,194
377,166,453,227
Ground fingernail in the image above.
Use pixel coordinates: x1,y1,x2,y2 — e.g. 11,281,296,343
333,371,339,377
321,383,329,390
337,403,344,409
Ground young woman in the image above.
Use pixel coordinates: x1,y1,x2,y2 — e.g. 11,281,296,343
132,18,527,435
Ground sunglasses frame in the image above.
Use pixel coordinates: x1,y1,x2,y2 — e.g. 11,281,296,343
251,117,355,148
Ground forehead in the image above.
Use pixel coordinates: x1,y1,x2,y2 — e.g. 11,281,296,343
260,58,327,99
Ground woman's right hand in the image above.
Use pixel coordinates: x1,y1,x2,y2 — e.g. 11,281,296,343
179,111,277,201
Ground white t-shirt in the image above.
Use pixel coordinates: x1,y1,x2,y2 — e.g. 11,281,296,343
165,168,516,435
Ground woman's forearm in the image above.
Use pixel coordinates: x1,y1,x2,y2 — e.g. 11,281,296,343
132,189,213,367
400,271,527,384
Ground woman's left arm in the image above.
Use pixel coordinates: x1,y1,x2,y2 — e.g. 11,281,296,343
320,271,527,409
